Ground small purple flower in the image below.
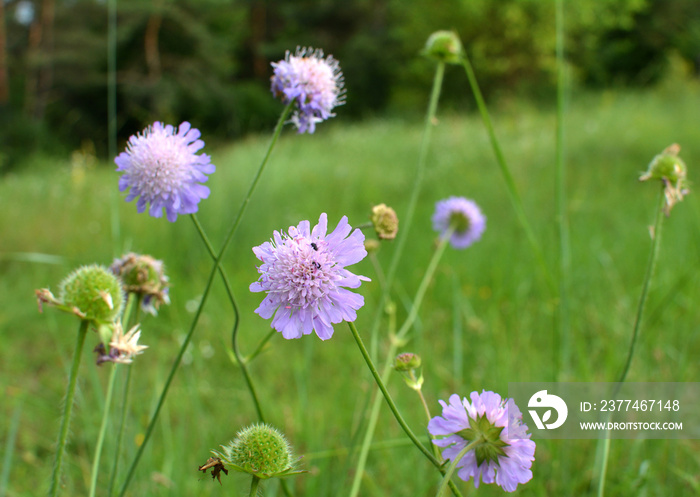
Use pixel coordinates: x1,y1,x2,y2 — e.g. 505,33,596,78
250,213,369,340
428,391,536,493
271,47,345,134
432,196,486,249
115,122,215,222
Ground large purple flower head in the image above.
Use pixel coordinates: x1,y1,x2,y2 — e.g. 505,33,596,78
428,391,536,492
271,47,345,134
115,122,215,222
432,196,486,249
250,213,369,340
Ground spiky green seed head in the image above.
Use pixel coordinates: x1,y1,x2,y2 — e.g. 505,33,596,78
58,264,124,323
422,31,464,64
218,424,293,479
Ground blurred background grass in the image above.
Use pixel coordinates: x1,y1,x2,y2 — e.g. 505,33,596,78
1,77,700,496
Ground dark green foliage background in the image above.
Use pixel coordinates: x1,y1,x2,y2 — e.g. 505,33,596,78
2,0,700,169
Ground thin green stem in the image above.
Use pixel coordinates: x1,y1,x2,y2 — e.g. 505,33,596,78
350,232,452,497
460,56,555,295
395,228,452,340
347,322,463,497
435,440,478,497
595,188,666,497
411,376,432,425
107,364,131,497
117,104,293,497
49,320,89,497
107,295,140,497
190,214,265,422
246,329,277,362
615,189,665,387
107,0,120,256
88,364,118,497
348,322,436,463
555,0,571,383
369,61,445,358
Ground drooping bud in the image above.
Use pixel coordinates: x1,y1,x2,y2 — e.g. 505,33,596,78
639,143,689,215
371,204,399,240
422,30,464,64
110,253,170,315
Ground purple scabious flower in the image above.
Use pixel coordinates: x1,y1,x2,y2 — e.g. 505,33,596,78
428,391,536,493
250,213,369,340
271,47,345,134
115,122,215,222
432,196,486,249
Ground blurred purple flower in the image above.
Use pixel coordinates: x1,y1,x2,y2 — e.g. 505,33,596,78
271,47,345,134
432,196,486,249
428,391,536,492
250,213,369,340
115,122,215,222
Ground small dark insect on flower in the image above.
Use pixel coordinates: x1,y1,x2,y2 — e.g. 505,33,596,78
198,457,228,485
313,262,321,270
310,242,318,251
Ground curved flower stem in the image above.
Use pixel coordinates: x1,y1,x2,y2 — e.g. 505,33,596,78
435,440,478,497
595,187,666,497
88,363,118,497
369,61,445,357
350,230,453,497
117,104,294,497
49,319,89,497
459,56,555,295
348,321,463,497
190,214,265,422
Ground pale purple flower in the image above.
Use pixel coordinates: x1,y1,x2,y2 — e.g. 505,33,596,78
250,213,369,340
115,122,215,222
428,391,535,492
432,196,486,249
271,47,345,134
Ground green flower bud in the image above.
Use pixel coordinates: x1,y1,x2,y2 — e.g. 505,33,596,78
422,30,464,64
110,253,170,315
364,238,381,254
394,352,422,372
212,424,303,480
639,143,689,215
371,203,399,240
394,352,424,391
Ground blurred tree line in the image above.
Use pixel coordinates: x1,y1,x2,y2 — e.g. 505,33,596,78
1,0,699,170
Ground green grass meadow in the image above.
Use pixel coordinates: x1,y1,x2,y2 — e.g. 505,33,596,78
2,80,700,496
